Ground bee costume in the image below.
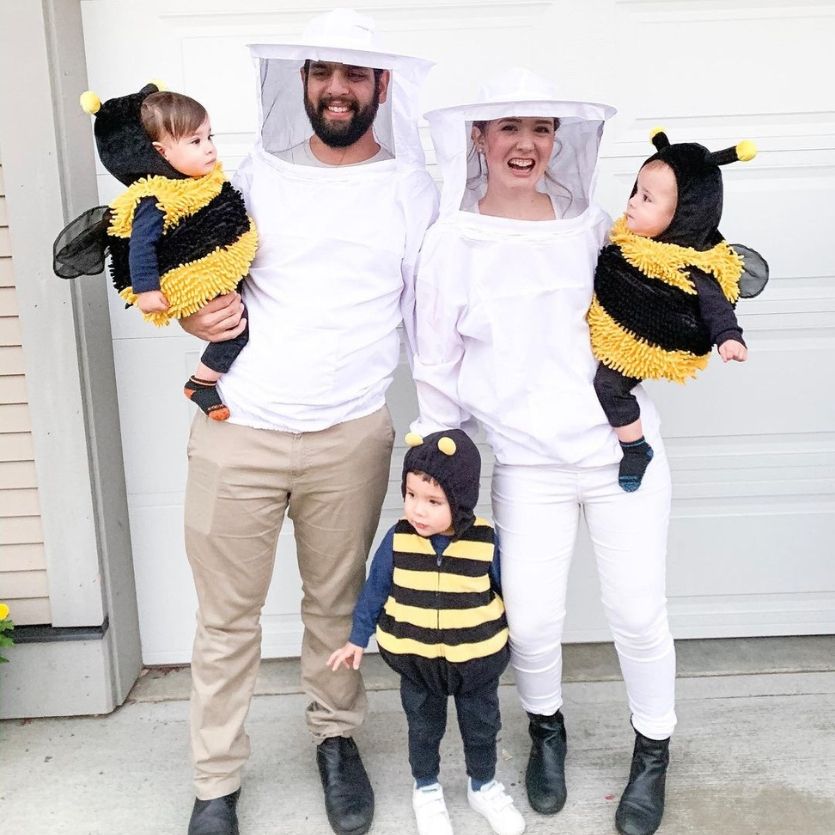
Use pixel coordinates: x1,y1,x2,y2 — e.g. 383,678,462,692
53,82,257,418
346,429,510,791
588,129,768,490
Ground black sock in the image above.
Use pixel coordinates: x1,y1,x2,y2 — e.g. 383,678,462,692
184,376,229,421
618,437,653,492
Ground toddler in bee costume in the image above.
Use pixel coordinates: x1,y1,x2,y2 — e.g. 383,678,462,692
588,130,768,491
53,83,258,420
328,429,526,835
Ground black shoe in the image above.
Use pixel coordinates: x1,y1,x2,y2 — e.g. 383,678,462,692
187,789,240,835
615,731,670,835
525,709,567,814
317,736,374,835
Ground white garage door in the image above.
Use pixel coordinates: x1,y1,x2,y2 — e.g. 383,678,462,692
80,0,835,664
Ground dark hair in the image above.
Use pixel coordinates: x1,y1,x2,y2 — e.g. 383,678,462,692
471,117,560,134
140,91,209,142
302,59,385,84
406,469,443,490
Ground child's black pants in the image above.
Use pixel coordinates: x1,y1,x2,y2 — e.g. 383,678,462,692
593,362,642,427
394,648,508,785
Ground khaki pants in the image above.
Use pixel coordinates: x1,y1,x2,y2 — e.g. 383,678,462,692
184,407,394,799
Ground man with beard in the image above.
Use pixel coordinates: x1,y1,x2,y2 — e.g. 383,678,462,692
278,61,394,165
179,10,437,835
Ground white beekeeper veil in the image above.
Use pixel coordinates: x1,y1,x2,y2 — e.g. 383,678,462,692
248,8,432,168
426,67,615,219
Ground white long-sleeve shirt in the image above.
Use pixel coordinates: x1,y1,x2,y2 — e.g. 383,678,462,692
412,208,661,468
219,147,437,432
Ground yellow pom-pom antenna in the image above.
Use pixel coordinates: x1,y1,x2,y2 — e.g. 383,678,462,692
649,127,670,151
710,140,758,167
80,90,101,115
405,432,423,447
149,79,166,92
437,437,456,456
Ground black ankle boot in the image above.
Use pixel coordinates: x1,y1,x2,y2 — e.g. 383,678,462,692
525,709,567,814
317,736,374,835
187,789,240,835
615,731,670,835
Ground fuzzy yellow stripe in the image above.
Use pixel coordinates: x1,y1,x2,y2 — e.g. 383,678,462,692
120,225,258,326
383,595,505,630
108,165,227,238
588,297,709,383
393,567,490,594
393,532,436,555
376,626,508,662
609,215,742,302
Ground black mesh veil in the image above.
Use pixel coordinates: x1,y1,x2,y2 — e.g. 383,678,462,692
53,206,112,279
731,244,769,299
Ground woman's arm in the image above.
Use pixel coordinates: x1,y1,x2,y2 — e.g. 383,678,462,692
412,265,472,435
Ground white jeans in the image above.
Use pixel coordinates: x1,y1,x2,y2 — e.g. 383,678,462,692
492,445,677,740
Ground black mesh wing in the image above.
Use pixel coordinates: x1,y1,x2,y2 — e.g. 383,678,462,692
53,206,112,278
731,244,769,299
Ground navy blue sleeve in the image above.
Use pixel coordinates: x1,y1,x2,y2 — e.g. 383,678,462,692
692,267,746,348
490,531,502,594
349,526,395,648
128,197,165,294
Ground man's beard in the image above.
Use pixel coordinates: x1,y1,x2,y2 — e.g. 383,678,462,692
304,87,381,149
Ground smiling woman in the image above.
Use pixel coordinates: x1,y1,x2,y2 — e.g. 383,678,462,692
471,116,558,220
413,68,682,835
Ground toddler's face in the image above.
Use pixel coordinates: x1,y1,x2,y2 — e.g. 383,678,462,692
625,161,677,238
153,118,217,178
404,472,454,538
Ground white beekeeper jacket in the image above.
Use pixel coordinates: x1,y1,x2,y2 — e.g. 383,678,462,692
221,9,438,432
412,68,661,467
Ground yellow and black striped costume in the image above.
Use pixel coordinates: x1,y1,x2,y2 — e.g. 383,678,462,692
376,517,508,666
107,164,258,326
588,216,743,383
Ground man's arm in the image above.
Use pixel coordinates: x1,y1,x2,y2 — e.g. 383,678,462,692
179,292,246,342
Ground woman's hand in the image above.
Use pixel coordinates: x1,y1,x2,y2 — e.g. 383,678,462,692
327,642,364,671
180,292,246,342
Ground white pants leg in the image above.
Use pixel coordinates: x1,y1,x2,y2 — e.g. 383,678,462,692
493,444,676,740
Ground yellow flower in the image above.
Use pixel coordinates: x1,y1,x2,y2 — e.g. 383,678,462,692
0,603,9,621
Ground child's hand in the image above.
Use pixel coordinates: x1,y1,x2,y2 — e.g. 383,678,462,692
136,290,170,314
718,340,748,363
327,643,364,671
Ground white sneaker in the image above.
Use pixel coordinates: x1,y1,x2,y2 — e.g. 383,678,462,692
412,783,454,835
467,779,526,835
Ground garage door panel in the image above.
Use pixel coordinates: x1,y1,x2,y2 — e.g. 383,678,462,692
80,0,835,661
668,511,835,597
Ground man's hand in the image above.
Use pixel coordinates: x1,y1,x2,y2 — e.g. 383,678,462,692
136,290,170,314
179,292,246,342
327,642,364,671
718,339,748,363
